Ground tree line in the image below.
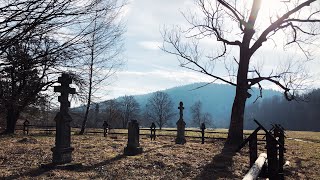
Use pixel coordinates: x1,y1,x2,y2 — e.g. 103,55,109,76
245,89,320,131
70,91,214,129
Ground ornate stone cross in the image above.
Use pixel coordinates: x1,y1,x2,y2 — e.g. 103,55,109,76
54,73,76,113
178,101,184,120
51,73,76,164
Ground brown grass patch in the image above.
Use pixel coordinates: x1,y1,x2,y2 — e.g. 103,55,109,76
0,131,320,179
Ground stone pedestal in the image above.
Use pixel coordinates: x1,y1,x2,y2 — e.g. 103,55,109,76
51,112,74,164
175,118,186,144
124,120,143,156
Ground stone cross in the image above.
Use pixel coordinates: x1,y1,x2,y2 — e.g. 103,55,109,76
175,101,186,144
103,121,109,137
54,74,76,113
150,122,156,141
201,122,206,144
23,120,30,135
124,120,143,156
51,73,76,164
178,101,184,120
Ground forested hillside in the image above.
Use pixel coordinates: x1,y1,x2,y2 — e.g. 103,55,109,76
245,89,320,131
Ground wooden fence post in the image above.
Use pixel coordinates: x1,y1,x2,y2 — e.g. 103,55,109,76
249,131,258,167
266,133,278,180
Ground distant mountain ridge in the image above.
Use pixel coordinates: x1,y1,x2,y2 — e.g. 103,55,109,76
108,82,281,128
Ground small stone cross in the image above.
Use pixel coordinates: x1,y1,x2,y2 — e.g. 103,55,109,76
54,73,76,112
178,101,184,120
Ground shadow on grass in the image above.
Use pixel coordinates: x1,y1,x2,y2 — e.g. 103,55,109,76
3,154,126,180
194,143,237,180
3,143,174,179
73,143,173,172
3,163,53,180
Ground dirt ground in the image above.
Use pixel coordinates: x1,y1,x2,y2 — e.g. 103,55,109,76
0,132,319,180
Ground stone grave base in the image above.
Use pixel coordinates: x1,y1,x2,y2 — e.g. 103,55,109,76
51,147,74,164
124,146,143,156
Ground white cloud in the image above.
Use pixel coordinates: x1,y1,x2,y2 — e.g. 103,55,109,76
138,41,161,50
79,0,320,105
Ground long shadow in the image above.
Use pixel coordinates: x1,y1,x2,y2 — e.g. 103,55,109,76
194,143,237,180
3,163,54,180
73,153,126,172
3,154,126,180
76,144,174,172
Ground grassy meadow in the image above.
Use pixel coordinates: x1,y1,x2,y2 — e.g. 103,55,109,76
0,129,319,179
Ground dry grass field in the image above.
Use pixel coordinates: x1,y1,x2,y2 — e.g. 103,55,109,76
0,130,319,180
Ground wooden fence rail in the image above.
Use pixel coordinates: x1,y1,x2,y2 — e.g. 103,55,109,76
16,124,266,144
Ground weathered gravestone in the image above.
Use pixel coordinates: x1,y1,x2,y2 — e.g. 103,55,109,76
23,119,30,135
103,121,109,137
150,122,156,141
124,120,143,156
201,122,206,144
51,73,76,164
175,101,186,144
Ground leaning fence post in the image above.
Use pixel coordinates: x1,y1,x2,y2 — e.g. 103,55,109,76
266,133,278,180
249,131,258,167
275,125,285,180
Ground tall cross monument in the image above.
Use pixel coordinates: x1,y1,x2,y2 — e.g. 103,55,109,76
51,73,76,164
175,101,186,144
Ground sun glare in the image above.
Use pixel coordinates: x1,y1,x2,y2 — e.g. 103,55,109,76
260,0,284,19
256,0,287,29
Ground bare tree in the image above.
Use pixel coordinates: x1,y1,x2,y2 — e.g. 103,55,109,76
190,100,213,127
79,0,125,134
0,0,120,134
162,0,320,145
105,99,122,128
119,95,140,128
144,91,175,129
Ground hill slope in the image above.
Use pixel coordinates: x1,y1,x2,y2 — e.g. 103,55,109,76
115,83,281,128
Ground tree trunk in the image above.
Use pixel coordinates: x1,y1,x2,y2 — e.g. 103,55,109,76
5,108,20,134
226,46,251,146
226,0,261,146
79,99,91,135
227,85,247,145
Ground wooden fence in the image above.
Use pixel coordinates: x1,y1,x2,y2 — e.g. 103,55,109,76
16,124,266,143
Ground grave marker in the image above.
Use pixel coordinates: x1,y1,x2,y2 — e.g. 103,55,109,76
51,73,76,164
124,120,143,156
23,120,30,135
103,121,109,137
150,122,156,140
175,101,186,144
201,122,206,144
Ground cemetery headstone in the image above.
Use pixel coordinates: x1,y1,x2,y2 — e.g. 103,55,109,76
103,121,109,137
124,120,143,156
175,101,186,144
201,122,206,144
150,122,156,140
23,120,30,135
51,73,76,164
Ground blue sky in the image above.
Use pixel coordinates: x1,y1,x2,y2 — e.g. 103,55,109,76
98,0,212,100
94,0,320,102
